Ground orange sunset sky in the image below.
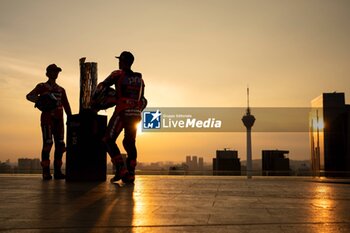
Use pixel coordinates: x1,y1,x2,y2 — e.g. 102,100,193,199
1,0,350,163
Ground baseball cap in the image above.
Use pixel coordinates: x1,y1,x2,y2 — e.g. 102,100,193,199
115,51,134,66
46,64,62,73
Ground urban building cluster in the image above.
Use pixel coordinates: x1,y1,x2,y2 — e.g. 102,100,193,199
0,158,42,174
210,92,350,177
1,92,350,177
212,149,290,176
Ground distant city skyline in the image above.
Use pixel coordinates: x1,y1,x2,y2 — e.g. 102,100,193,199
0,156,311,176
1,0,350,163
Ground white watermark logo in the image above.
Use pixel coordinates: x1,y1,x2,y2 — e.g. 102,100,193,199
163,118,221,128
142,109,222,131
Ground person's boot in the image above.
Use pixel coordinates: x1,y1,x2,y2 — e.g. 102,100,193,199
111,164,128,182
122,171,135,183
41,160,52,180
53,160,65,180
110,156,127,182
122,159,136,183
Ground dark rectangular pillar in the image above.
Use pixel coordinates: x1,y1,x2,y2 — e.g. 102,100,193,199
66,113,107,182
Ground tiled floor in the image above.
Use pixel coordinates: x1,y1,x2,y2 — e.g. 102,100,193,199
0,175,350,232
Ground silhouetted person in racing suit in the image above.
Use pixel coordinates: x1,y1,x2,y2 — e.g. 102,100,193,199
26,64,72,180
97,51,147,183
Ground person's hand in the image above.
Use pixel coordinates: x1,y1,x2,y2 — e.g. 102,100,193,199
95,83,104,92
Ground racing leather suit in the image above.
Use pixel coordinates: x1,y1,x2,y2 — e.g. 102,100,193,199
100,69,146,174
27,82,71,172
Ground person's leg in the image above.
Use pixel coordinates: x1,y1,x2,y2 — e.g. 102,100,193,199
122,116,139,183
53,118,66,179
41,124,53,180
103,112,126,181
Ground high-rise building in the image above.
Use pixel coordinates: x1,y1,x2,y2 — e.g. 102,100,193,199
262,150,290,176
213,149,241,175
186,156,191,166
192,156,198,169
310,92,350,177
18,158,41,173
198,157,204,170
185,155,204,171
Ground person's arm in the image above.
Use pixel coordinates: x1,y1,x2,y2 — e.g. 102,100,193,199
26,84,41,103
61,89,72,116
97,70,121,90
139,78,147,111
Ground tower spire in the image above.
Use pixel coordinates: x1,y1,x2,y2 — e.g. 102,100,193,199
246,87,251,115
242,87,255,179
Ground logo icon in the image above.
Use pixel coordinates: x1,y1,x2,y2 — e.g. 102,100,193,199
143,110,162,129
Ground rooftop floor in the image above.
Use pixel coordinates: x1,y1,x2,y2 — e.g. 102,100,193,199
1,175,350,232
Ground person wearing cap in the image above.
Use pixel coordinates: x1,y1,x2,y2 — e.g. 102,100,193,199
96,51,147,183
26,64,72,180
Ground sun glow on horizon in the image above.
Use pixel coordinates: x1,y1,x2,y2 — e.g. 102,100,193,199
136,122,143,135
